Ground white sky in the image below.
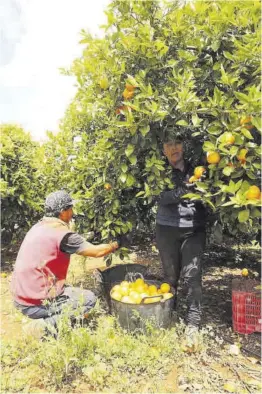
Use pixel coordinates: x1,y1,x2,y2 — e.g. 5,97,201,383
0,0,109,141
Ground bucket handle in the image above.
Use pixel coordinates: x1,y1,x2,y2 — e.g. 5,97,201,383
141,294,164,304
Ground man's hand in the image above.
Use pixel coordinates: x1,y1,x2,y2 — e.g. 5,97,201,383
78,241,119,258
109,241,119,252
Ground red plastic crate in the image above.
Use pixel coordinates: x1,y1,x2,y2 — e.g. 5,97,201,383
232,279,262,334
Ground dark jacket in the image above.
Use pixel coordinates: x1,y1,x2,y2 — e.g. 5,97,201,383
156,161,206,228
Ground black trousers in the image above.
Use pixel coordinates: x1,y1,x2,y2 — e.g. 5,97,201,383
156,224,206,327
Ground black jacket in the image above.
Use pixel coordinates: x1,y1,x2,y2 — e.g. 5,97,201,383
156,162,207,228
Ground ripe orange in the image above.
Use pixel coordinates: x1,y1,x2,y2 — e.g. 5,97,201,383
121,296,134,304
241,268,248,277
104,183,112,190
240,116,253,130
135,278,144,286
246,185,260,200
111,291,122,301
99,76,109,90
189,176,197,183
143,283,149,290
160,283,171,294
135,284,145,294
125,83,135,91
120,281,129,287
123,89,134,100
207,151,221,164
115,105,131,115
130,292,142,304
237,148,247,164
148,285,158,295
194,166,206,179
224,132,235,145
112,284,121,293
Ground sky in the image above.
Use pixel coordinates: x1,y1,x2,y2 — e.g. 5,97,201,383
0,0,109,141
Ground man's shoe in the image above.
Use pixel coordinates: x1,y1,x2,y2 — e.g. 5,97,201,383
22,318,47,340
181,325,199,353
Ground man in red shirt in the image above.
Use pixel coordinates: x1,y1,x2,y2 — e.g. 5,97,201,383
11,190,118,336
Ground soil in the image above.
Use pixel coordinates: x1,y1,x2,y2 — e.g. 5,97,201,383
1,239,261,393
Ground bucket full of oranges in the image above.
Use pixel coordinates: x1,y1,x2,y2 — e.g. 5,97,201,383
110,277,175,331
95,264,175,331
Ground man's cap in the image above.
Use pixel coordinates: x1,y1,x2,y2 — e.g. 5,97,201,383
45,190,74,216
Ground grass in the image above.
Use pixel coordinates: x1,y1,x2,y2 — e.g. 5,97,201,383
1,245,261,393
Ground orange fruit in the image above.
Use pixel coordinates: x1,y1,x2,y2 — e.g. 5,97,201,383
246,185,260,200
194,166,206,179
224,132,235,145
148,285,158,295
140,292,149,299
111,291,122,301
121,296,134,304
241,268,248,277
240,116,253,129
99,76,109,90
189,176,198,183
125,83,135,91
143,283,149,290
120,286,130,296
120,281,129,287
112,284,121,293
160,283,171,294
123,89,134,100
115,105,131,115
135,284,145,294
131,292,142,304
207,151,221,164
237,148,247,164
104,183,112,190
135,278,144,286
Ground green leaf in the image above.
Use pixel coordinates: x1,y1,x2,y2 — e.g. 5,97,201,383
234,92,250,104
241,128,253,139
119,173,127,183
229,146,238,156
221,201,235,207
129,155,137,165
203,141,215,151
251,208,261,218
238,209,250,223
126,174,135,187
121,163,128,173
223,166,234,176
140,125,150,136
192,114,202,126
125,144,135,157
182,193,201,199
246,171,256,180
176,120,188,126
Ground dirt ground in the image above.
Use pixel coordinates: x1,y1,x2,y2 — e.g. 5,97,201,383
1,240,261,393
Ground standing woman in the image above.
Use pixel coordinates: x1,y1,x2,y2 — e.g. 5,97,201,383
156,136,207,340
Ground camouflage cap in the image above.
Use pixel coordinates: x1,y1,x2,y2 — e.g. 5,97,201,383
44,190,73,217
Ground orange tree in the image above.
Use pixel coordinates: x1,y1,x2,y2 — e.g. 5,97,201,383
55,0,260,252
